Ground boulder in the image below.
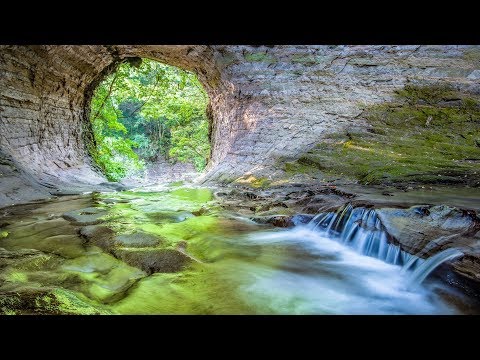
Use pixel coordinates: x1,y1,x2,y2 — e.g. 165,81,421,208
377,205,480,254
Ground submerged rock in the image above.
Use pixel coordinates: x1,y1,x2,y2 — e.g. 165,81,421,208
113,248,195,274
61,253,146,303
63,207,107,225
146,210,194,223
80,226,163,249
114,232,162,247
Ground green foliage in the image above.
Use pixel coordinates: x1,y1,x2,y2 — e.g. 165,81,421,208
89,59,210,181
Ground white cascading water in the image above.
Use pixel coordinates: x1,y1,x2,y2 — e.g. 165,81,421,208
307,204,420,266
305,204,463,285
407,248,464,286
237,204,466,314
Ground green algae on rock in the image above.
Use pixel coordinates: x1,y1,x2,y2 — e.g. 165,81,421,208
282,84,480,187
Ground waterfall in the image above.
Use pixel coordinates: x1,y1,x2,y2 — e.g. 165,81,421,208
305,204,463,285
407,248,464,286
306,204,417,266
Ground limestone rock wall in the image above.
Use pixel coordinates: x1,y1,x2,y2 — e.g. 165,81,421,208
1,45,479,206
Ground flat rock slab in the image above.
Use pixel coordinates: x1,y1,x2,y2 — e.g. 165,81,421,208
146,211,194,223
0,247,43,259
114,232,162,248
113,248,194,274
377,205,480,254
63,207,107,225
80,226,163,249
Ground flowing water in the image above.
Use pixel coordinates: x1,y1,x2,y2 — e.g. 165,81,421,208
0,185,476,314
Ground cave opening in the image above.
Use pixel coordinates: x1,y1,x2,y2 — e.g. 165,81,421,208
87,57,210,182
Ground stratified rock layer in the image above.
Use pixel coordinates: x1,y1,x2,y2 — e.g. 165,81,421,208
1,45,480,207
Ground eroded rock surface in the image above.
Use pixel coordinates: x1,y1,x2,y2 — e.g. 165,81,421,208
377,205,480,254
2,45,480,207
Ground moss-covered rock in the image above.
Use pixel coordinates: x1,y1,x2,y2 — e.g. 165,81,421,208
282,84,480,187
114,232,162,248
113,248,195,274
0,287,111,315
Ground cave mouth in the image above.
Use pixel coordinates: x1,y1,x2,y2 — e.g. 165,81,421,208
87,57,211,183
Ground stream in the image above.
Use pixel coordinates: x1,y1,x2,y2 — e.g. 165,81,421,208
0,184,477,314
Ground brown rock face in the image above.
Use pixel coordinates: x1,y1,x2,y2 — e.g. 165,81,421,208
1,45,479,207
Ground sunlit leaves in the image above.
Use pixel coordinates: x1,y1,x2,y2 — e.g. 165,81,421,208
89,58,210,181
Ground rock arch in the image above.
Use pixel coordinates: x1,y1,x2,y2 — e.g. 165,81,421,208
1,45,479,206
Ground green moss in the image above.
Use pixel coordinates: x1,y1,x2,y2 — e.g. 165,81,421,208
0,231,8,238
4,271,29,283
251,177,272,189
463,47,480,66
233,175,272,189
394,83,459,105
291,54,318,65
111,263,256,314
281,84,480,186
140,215,219,245
169,188,213,203
0,288,112,315
244,52,277,63
50,288,112,314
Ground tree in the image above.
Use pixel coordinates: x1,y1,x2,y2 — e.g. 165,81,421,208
89,59,210,181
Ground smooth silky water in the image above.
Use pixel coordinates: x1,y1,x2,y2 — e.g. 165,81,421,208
0,185,475,314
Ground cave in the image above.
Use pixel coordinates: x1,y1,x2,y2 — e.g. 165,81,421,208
1,45,480,315
2,45,479,207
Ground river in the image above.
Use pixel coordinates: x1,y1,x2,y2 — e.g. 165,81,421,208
0,184,476,314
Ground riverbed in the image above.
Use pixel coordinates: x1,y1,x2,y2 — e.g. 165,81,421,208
0,184,477,314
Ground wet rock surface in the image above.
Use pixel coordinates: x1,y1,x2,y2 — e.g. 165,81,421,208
79,225,115,249
216,183,355,217
377,205,480,254
1,186,480,314
113,248,194,275
114,232,162,247
0,286,110,315
63,207,108,225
